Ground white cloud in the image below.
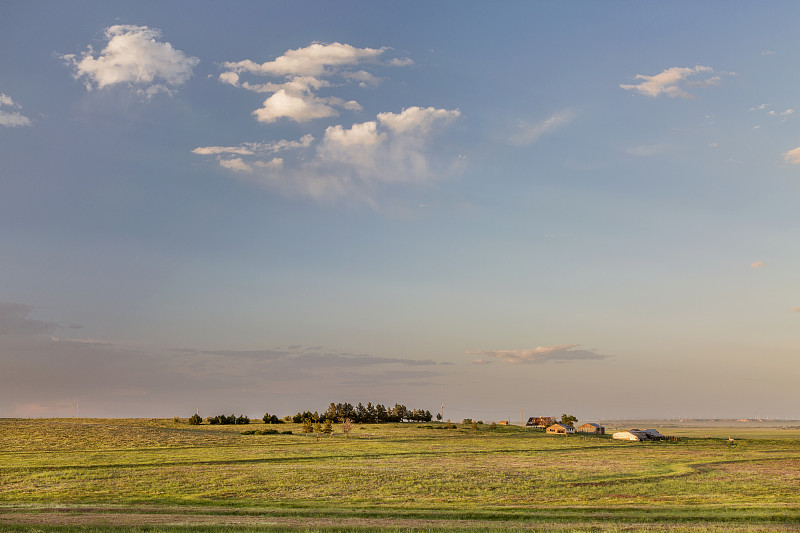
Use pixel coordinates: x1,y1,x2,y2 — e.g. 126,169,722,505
193,134,314,157
254,158,283,170
620,65,719,98
194,107,461,203
219,42,414,124
253,89,338,123
63,25,198,95
761,50,776,56
783,146,800,164
192,146,254,156
0,93,32,127
750,260,766,269
508,109,576,146
221,42,385,77
343,70,382,87
377,106,461,134
201,42,460,204
219,157,252,172
750,104,769,111
466,344,611,364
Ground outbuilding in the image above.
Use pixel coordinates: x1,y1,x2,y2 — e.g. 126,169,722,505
546,423,575,435
576,422,605,434
612,430,647,441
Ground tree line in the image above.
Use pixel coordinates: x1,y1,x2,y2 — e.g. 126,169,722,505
294,402,433,424
188,402,433,425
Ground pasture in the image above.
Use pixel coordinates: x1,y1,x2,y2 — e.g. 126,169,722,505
1,418,799,531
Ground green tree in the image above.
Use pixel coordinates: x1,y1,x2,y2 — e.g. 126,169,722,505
189,413,202,425
322,419,333,435
302,418,314,434
560,413,577,427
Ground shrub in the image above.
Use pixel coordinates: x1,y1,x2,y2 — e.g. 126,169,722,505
280,430,293,435
189,414,202,425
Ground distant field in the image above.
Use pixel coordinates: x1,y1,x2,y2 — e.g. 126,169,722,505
1,418,799,531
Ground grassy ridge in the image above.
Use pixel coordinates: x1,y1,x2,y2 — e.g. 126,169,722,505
1,419,799,530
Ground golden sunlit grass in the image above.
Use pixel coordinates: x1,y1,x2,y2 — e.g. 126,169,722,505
1,418,799,531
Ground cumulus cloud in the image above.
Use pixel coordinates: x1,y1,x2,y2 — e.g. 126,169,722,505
62,25,198,96
0,93,32,127
783,146,800,164
219,42,411,123
193,106,461,203
508,109,576,146
750,260,766,269
199,42,461,204
253,89,338,123
466,344,611,364
620,65,720,98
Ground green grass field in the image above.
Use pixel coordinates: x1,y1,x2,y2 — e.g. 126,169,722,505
1,418,799,531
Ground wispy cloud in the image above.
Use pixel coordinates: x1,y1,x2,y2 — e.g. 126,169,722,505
62,25,199,97
0,93,32,127
0,302,57,336
466,344,611,364
620,65,721,98
791,307,800,313
0,301,448,417
783,146,800,164
508,109,576,146
750,260,766,269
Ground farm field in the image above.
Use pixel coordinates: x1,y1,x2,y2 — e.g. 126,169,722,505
1,418,800,532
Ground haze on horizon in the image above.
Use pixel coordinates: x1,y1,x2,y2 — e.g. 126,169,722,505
1,2,798,421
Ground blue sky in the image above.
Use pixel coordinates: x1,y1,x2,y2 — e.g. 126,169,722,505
1,2,798,420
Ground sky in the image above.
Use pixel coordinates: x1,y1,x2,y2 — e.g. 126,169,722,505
1,1,798,421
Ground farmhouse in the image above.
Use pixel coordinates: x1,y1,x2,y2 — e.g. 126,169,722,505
526,416,556,428
576,422,605,434
546,423,575,435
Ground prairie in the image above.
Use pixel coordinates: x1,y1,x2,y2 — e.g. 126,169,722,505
1,418,799,531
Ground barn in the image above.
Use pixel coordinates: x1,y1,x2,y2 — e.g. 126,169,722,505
576,422,605,434
546,423,575,435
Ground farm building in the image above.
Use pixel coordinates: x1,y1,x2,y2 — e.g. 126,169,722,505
612,430,646,441
612,429,666,441
546,423,575,435
526,416,556,428
576,422,605,434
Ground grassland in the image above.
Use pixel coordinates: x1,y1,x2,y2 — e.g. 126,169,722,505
1,418,799,531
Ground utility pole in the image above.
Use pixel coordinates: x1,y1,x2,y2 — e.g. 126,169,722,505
441,402,444,422
75,401,79,418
